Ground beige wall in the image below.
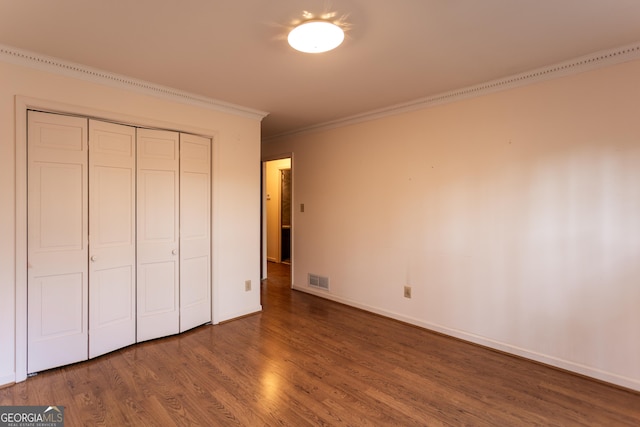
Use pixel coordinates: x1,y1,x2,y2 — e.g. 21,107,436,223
263,59,640,391
0,59,263,385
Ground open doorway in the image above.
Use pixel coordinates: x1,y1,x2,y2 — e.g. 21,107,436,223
262,157,292,281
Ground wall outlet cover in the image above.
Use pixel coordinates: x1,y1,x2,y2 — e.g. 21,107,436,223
404,286,412,299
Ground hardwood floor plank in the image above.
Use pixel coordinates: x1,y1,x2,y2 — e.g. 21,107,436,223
1,262,639,425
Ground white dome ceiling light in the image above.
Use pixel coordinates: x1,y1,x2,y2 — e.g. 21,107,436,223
288,20,345,53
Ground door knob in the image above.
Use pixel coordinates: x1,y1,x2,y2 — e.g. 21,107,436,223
90,255,98,262
172,249,177,255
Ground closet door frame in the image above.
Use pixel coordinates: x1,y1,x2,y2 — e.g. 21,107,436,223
14,97,216,383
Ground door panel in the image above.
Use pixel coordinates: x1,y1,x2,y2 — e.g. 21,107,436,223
140,263,177,311
140,170,177,239
94,266,134,322
179,134,211,331
88,120,136,358
27,111,88,373
137,128,180,341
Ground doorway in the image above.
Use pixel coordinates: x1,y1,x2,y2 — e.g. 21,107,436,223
262,157,292,281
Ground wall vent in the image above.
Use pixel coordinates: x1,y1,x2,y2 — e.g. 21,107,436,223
308,273,329,290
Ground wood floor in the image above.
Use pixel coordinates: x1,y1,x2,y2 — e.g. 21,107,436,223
2,262,639,426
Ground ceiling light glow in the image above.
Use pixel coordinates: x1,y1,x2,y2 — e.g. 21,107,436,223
288,20,345,53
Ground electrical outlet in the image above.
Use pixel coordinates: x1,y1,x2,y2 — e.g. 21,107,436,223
245,280,252,292
404,285,412,299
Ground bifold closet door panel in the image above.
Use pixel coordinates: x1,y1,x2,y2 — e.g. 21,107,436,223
88,120,137,358
137,128,180,342
27,111,89,373
179,133,211,332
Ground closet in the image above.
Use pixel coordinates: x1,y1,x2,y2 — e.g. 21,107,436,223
27,111,211,374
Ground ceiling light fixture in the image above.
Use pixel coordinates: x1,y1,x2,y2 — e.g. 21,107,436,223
288,20,345,53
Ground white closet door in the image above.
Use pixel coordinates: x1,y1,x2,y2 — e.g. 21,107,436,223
88,120,136,358
27,111,88,373
179,134,211,332
137,128,180,341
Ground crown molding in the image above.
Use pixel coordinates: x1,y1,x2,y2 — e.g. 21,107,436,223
264,41,640,142
0,44,269,121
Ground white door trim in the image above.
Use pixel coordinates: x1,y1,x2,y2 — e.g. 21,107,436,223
260,153,294,282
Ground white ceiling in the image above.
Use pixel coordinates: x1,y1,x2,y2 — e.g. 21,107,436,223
2,0,640,139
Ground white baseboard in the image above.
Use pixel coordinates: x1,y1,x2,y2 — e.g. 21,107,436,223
216,305,262,324
292,285,640,392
